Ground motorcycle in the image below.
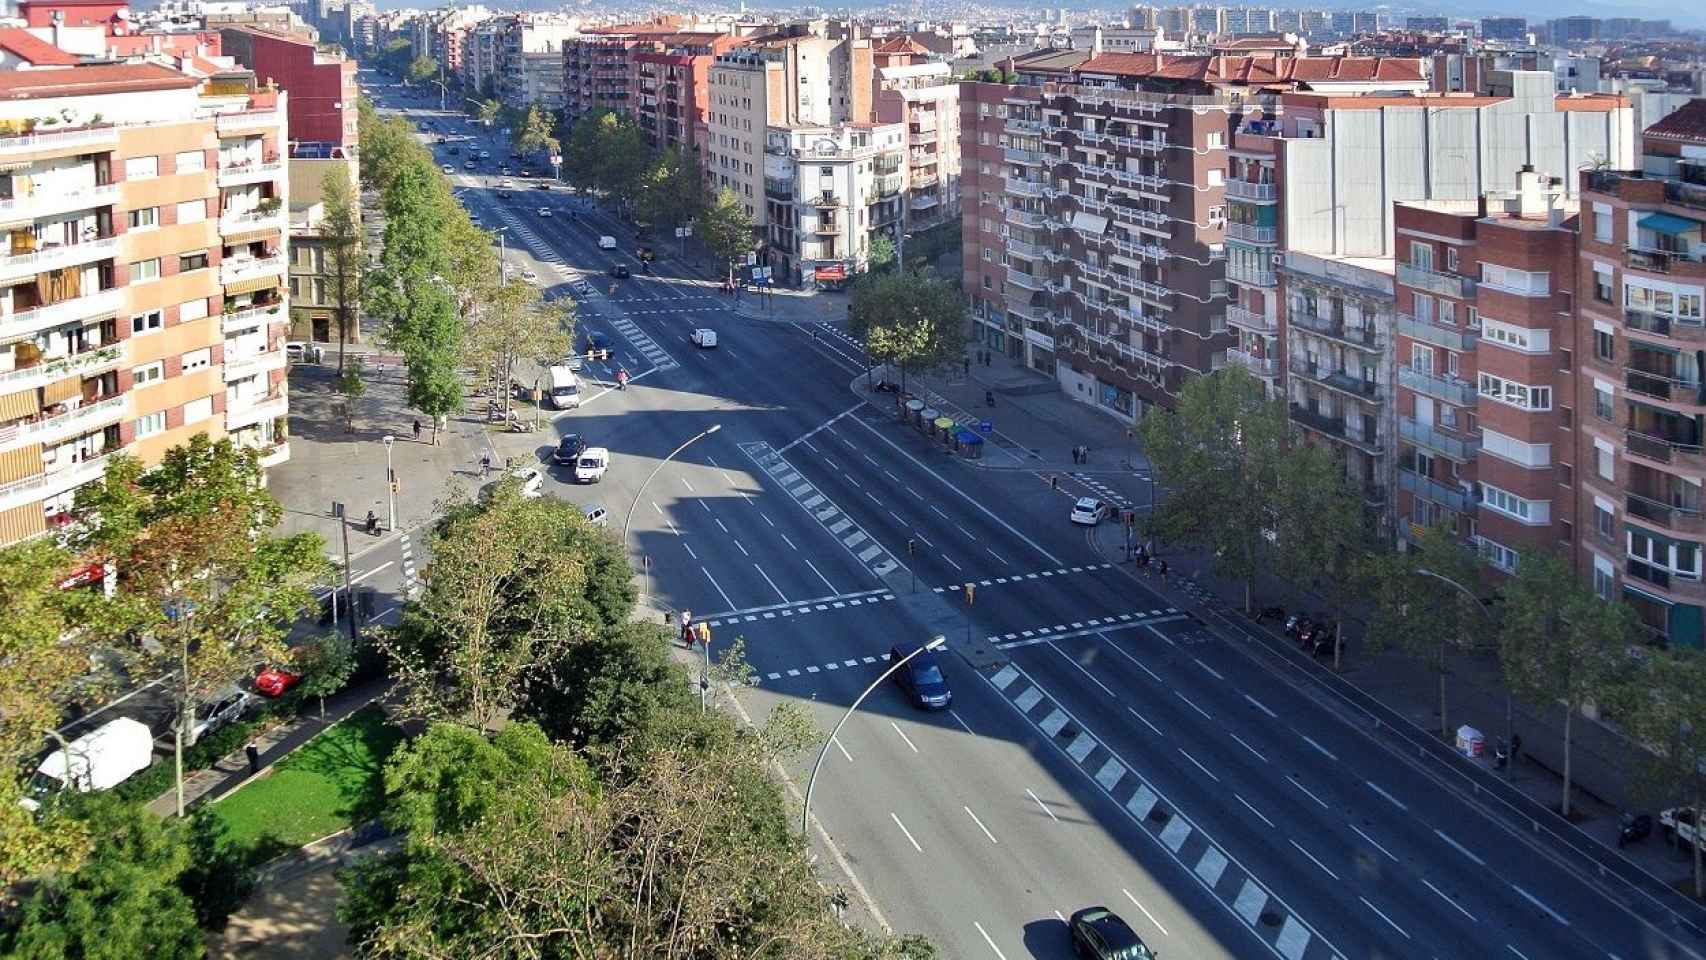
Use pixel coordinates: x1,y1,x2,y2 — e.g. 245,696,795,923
1284,612,1315,639
1619,812,1653,848
1303,622,1336,657
873,380,901,394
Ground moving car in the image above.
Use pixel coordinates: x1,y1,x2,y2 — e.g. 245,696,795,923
463,160,475,170
546,365,581,410
553,433,588,464
583,332,611,356
254,666,301,697
690,328,719,348
479,150,491,159
25,718,155,808
608,264,630,279
535,182,552,190
573,447,609,484
510,466,544,498
1068,907,1155,959
888,642,951,710
440,163,453,174
1070,497,1109,526
537,207,552,218
498,179,513,189
598,235,617,250
580,503,609,527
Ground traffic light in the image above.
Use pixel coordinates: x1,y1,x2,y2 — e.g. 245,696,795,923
906,538,916,556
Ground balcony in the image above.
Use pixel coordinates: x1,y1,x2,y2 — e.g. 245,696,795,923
258,442,291,469
0,451,111,514
1624,557,1706,597
1226,304,1277,334
216,160,283,188
910,129,939,145
1399,468,1472,513
911,172,940,190
0,344,123,395
1006,177,1047,198
1624,308,1706,342
1227,261,1276,288
1398,367,1475,406
0,182,118,222
804,194,841,208
1226,222,1277,244
1006,266,1048,292
0,125,119,158
874,173,903,197
0,236,119,283
0,394,127,453
219,206,285,237
1289,359,1384,402
1004,147,1047,166
0,288,122,341
1291,403,1383,453
763,177,794,201
1399,417,1480,461
1005,117,1045,135
1624,246,1702,274
216,109,283,135
1625,365,1706,406
1289,310,1383,351
1626,492,1706,536
1626,427,1706,469
222,300,285,333
1396,263,1475,300
812,220,840,236
1225,179,1278,202
1007,239,1050,261
1398,313,1477,352
1006,209,1050,229
223,347,287,381
874,153,904,174
226,392,289,431
220,254,285,286
1228,348,1278,378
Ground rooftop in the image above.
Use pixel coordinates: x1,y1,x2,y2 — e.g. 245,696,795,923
0,62,199,100
0,26,80,66
1075,53,1425,85
1646,97,1706,146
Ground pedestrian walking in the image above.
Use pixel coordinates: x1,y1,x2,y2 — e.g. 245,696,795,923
1157,559,1169,583
412,418,422,442
480,451,492,479
963,356,971,376
1082,446,1090,465
244,742,261,776
984,350,992,366
1135,543,1148,567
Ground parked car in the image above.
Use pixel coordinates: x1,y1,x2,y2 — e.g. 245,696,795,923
1069,907,1155,960
179,686,251,745
573,447,609,484
537,207,552,218
1070,497,1109,526
24,718,155,808
521,268,539,284
254,665,302,698
580,503,609,527
608,264,630,279
553,433,588,464
440,163,453,174
888,642,951,710
511,466,544,498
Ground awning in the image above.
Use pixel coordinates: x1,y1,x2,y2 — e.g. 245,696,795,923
1071,211,1109,235
0,442,42,485
0,501,46,545
1638,212,1701,236
224,275,280,296
814,264,847,281
41,375,80,405
223,226,280,245
0,386,37,421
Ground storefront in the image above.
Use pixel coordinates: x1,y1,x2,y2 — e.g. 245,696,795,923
813,262,849,291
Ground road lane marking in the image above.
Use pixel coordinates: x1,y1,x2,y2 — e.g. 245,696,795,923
1122,889,1170,937
1053,644,1119,699
913,532,935,547
1244,694,1278,719
1173,689,1212,720
683,543,698,560
1027,788,1060,822
888,510,906,524
1289,839,1340,881
1178,747,1220,782
889,812,922,852
1127,707,1162,736
931,505,950,519
1228,732,1267,762
760,512,775,526
350,560,395,585
890,721,919,753
832,737,853,763
972,921,1007,959
985,546,1006,564
781,532,798,551
1359,897,1409,940
948,710,975,735
1510,884,1569,925
702,567,736,609
801,557,837,593
1421,878,1476,922
753,564,788,603
732,539,748,556
681,477,695,492
1435,829,1485,866
1235,794,1274,828
964,806,999,844
1288,774,1328,809
1193,658,1224,680
942,554,962,571
1367,781,1409,812
1348,823,1398,863
1298,734,1337,762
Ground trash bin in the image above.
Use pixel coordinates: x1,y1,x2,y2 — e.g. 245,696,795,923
1455,724,1485,758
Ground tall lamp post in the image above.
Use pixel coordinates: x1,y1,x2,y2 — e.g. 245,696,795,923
623,424,723,607
381,434,396,533
802,636,946,836
1416,566,1512,778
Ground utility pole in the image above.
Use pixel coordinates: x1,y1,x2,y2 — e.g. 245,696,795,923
333,501,359,642
382,435,396,533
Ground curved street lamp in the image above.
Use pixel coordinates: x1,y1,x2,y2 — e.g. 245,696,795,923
801,635,946,836
623,424,722,607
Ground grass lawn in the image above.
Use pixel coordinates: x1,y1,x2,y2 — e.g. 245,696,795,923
212,704,403,865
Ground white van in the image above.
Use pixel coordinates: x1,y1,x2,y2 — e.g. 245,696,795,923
546,365,581,410
574,447,609,483
25,718,155,808
598,235,617,250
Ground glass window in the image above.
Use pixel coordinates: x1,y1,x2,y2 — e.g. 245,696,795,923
179,252,208,272
1595,328,1614,361
132,361,164,387
131,309,162,334
1596,502,1615,539
135,411,166,437
182,347,210,371
1592,202,1612,243
124,156,159,180
176,199,206,224
183,395,214,424
127,207,158,231
131,258,160,282
180,298,208,322
175,150,205,174
1597,442,1615,480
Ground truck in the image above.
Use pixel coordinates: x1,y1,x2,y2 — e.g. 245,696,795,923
23,718,156,810
546,365,581,410
1660,806,1705,850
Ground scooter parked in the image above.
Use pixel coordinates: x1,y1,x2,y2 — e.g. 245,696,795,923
1619,812,1653,848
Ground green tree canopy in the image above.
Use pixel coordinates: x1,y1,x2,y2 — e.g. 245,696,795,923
515,621,694,752
867,232,896,272
512,102,560,158
698,187,756,277
633,145,704,229
1609,647,1706,895
320,164,363,370
563,108,646,198
847,269,968,391
1270,442,1373,663
463,278,574,418
405,54,437,86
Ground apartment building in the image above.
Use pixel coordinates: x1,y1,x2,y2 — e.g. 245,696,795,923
218,27,358,159
873,38,961,231
501,15,581,110
0,64,291,545
763,122,908,286
1577,100,1706,647
560,20,715,125
633,32,743,155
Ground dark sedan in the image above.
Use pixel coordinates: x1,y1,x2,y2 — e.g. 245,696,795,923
553,433,588,465
608,264,630,279
888,642,951,710
1069,907,1155,960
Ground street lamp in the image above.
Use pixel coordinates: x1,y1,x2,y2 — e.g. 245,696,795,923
381,434,396,533
622,424,723,607
802,635,946,836
1416,566,1513,778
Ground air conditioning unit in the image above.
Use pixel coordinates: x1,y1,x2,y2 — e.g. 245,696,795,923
1270,253,1282,265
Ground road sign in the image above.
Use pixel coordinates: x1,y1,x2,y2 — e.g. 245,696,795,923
675,226,691,238
979,419,993,433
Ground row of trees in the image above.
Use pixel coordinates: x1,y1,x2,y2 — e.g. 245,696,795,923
337,478,937,956
1142,368,1706,891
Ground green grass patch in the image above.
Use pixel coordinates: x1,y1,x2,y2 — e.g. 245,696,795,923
212,704,402,865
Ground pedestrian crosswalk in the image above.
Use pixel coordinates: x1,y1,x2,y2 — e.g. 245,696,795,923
606,314,678,372
740,440,901,583
701,587,897,629
1071,471,1135,509
983,661,1340,960
986,608,1186,649
930,562,1116,596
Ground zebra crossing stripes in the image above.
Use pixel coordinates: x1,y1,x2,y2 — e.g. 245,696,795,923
606,314,678,371
739,441,901,584
1070,471,1135,508
989,609,1187,649
982,662,1341,960
399,532,420,599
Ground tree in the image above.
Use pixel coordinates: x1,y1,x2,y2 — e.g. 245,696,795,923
515,621,694,751
405,53,437,87
380,484,634,729
474,97,502,128
848,269,968,392
462,279,573,420
1608,648,1706,896
512,102,560,158
378,38,412,76
71,438,328,817
297,632,358,721
178,806,254,930
1136,366,1287,613
0,539,101,885
698,187,756,284
1499,549,1635,819
1359,524,1485,740
0,794,203,960
441,211,499,323
633,145,703,230
1270,443,1372,668
867,232,897,272
563,108,645,199
336,355,365,433
320,165,364,372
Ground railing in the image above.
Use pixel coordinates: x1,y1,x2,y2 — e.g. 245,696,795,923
0,345,122,391
219,208,284,233
1006,239,1050,261
223,348,287,381
1626,491,1706,535
219,254,285,285
1399,417,1480,461
1666,179,1706,212
911,173,940,189
216,109,282,133
0,125,120,157
0,236,118,279
1624,309,1706,342
1226,304,1277,334
226,392,289,430
1006,209,1050,229
0,182,118,221
1625,365,1706,405
1398,367,1475,406
1,288,122,340
1398,313,1477,352
1225,179,1278,201
1625,246,1699,274
1227,262,1276,288
1289,309,1383,350
0,452,111,511
215,160,283,185
1396,262,1475,300
1626,427,1706,466
0,394,126,450
1005,266,1047,292
1226,222,1277,244
1399,468,1472,513
1004,117,1044,135
1005,177,1046,198
874,154,904,174
1003,147,1047,165
1228,348,1278,377
763,178,793,200
221,301,284,332
1290,359,1384,401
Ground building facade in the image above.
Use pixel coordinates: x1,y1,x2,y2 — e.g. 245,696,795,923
763,122,907,286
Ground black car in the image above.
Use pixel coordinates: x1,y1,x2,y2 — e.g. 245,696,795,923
888,642,951,710
584,332,612,354
608,264,630,279
1069,907,1155,960
553,434,588,465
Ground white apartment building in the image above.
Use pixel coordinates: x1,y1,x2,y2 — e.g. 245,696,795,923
762,122,907,287
873,60,961,230
500,15,580,109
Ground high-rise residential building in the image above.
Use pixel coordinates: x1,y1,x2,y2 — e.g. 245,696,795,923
560,20,726,126
1405,17,1449,33
500,14,581,111
0,63,292,545
872,38,961,234
762,122,908,285
1154,7,1191,36
1392,171,1579,580
1223,8,1276,36
1480,17,1528,42
633,31,744,156
1189,7,1224,36
1576,99,1706,646
1549,16,1600,43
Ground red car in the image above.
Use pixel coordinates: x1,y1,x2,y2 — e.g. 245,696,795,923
254,666,301,697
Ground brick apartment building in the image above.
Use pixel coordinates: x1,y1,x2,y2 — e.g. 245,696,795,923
0,63,292,545
633,32,744,156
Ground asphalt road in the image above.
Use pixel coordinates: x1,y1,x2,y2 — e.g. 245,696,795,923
346,79,1706,960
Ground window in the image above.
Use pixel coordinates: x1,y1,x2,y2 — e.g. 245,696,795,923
1594,381,1614,420
1478,372,1551,410
1205,132,1223,148
1595,438,1616,480
1482,483,1543,523
1595,497,1616,541
124,156,159,180
1481,263,1549,296
1595,264,1614,303
128,207,158,231
1480,318,1549,353
131,258,160,282
1594,323,1615,361
1409,241,1434,271
1410,343,1436,375
182,396,214,424
1625,281,1705,321
175,149,205,174
1593,555,1615,600
135,411,166,437
175,199,206,224
132,361,164,387
181,347,210,372
1477,536,1519,573
1629,528,1702,580
1413,294,1434,324
1593,202,1612,243
131,310,162,334
179,252,208,272
1445,247,1459,272
983,247,992,261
